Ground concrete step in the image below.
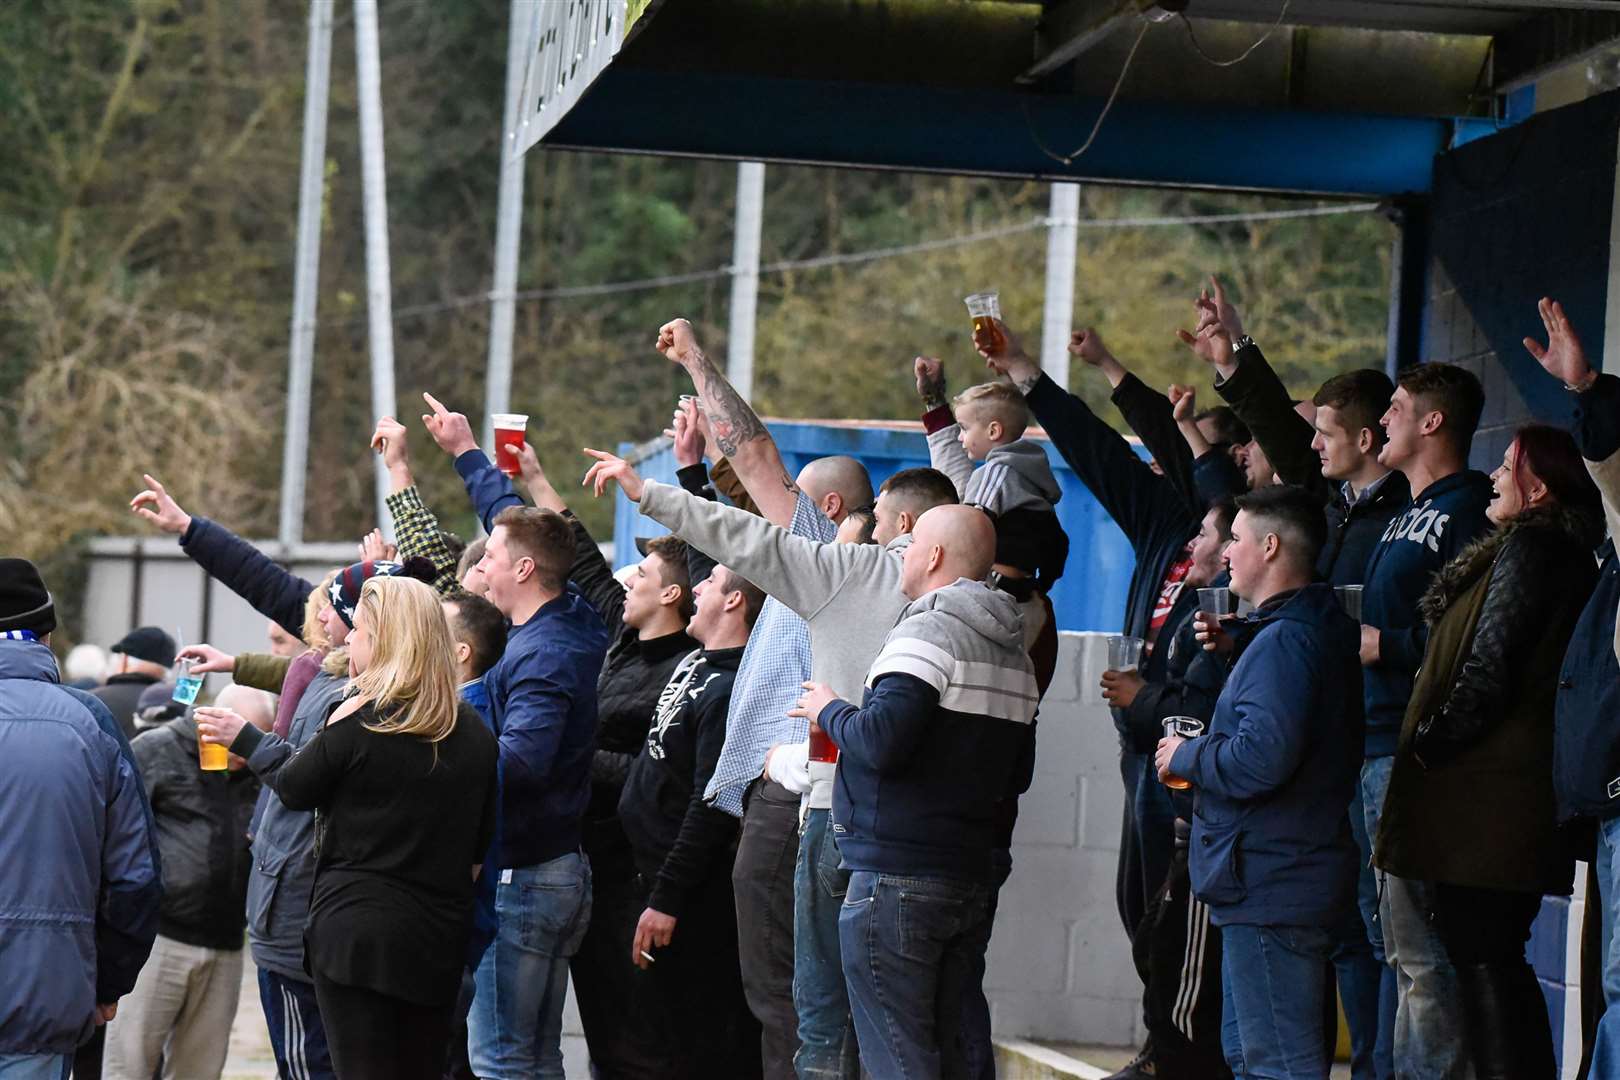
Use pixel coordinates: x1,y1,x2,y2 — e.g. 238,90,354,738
992,1039,1119,1079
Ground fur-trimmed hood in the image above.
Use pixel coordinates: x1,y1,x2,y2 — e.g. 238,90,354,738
1420,502,1601,624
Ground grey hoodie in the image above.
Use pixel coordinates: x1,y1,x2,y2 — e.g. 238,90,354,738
927,426,1063,517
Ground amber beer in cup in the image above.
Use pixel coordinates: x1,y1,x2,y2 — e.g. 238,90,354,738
491,413,529,478
175,660,226,771
964,292,1004,353
1160,716,1205,790
808,723,839,764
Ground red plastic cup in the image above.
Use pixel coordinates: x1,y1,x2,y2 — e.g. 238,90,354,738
491,413,529,477
808,724,839,764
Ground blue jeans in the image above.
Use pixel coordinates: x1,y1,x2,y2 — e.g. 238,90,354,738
1342,771,1394,1080
0,1056,67,1080
960,847,1013,1080
794,808,859,1078
469,852,593,1080
1586,816,1620,1074
1361,757,1468,1080
839,871,992,1080
1220,924,1335,1079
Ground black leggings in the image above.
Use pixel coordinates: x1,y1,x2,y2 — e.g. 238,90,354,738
312,972,456,1080
1429,883,1543,967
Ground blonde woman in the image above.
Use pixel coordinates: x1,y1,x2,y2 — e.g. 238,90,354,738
198,576,498,1080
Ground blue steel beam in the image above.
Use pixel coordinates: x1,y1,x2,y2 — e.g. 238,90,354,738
546,70,1460,197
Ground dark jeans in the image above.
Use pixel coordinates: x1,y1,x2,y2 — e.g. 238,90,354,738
1337,784,1392,1080
645,864,763,1080
258,968,336,1080
793,807,859,1078
312,972,456,1080
959,847,1013,1080
839,871,993,1080
734,779,802,1079
67,1028,100,1080
569,839,665,1077
1117,750,1177,944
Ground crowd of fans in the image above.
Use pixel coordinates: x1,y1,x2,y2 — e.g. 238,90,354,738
1,283,1618,1080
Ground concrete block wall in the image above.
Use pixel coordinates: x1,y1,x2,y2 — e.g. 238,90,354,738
986,630,1143,1047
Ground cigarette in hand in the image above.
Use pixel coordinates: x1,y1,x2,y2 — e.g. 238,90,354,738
639,950,656,964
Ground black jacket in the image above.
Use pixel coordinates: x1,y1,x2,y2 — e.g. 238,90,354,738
91,673,163,742
564,513,698,854
1556,373,1620,822
132,716,260,950
1377,504,1599,894
1024,373,1198,748
1212,341,1409,583
618,646,744,917
1111,373,1245,515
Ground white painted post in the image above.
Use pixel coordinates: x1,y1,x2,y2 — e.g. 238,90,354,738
483,0,529,452
278,0,334,547
1041,183,1081,391
727,162,766,400
353,0,398,540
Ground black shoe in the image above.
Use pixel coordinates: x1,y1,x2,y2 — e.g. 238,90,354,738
1455,961,1556,1080
1102,1047,1157,1080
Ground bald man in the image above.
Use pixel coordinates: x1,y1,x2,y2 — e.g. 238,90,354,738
790,505,1039,1078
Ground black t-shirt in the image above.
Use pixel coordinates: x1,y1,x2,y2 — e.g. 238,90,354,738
271,697,498,1006
617,646,743,917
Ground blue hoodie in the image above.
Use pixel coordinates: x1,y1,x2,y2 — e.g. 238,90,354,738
1359,469,1495,757
0,640,163,1054
1169,584,1363,928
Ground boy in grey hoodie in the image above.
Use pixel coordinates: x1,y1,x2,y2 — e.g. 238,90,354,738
793,505,1040,1079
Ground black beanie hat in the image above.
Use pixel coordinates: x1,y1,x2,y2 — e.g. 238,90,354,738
0,558,56,635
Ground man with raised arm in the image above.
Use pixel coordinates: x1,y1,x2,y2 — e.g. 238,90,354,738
584,441,958,1079
1179,277,1408,1077
971,316,1215,1079
606,316,880,1078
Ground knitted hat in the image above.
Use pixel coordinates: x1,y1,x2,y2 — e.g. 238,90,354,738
111,626,178,667
0,558,56,635
328,556,438,629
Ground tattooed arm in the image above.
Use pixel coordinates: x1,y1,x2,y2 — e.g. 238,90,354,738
656,318,801,528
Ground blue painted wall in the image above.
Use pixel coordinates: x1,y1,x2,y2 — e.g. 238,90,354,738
611,420,1155,633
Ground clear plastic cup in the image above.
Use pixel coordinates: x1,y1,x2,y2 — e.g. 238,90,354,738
1335,585,1364,622
964,292,1004,352
491,413,529,477
1106,634,1145,674
1160,716,1205,790
1196,587,1232,618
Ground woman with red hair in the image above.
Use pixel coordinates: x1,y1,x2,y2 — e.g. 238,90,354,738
1374,420,1603,1078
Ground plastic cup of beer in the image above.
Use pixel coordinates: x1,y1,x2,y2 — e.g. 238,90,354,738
1106,634,1144,674
491,413,529,478
808,724,839,765
964,292,1004,352
174,662,226,771
1335,585,1364,622
1196,587,1233,619
1160,716,1205,790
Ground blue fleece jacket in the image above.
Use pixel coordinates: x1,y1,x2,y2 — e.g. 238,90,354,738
1170,584,1363,927
1359,469,1494,757
1555,373,1620,822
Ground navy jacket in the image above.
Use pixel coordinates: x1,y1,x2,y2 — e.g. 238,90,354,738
180,516,313,640
1025,373,1198,747
454,447,613,867
1360,469,1495,757
1556,374,1620,822
1170,585,1363,927
0,640,163,1054
460,678,499,970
